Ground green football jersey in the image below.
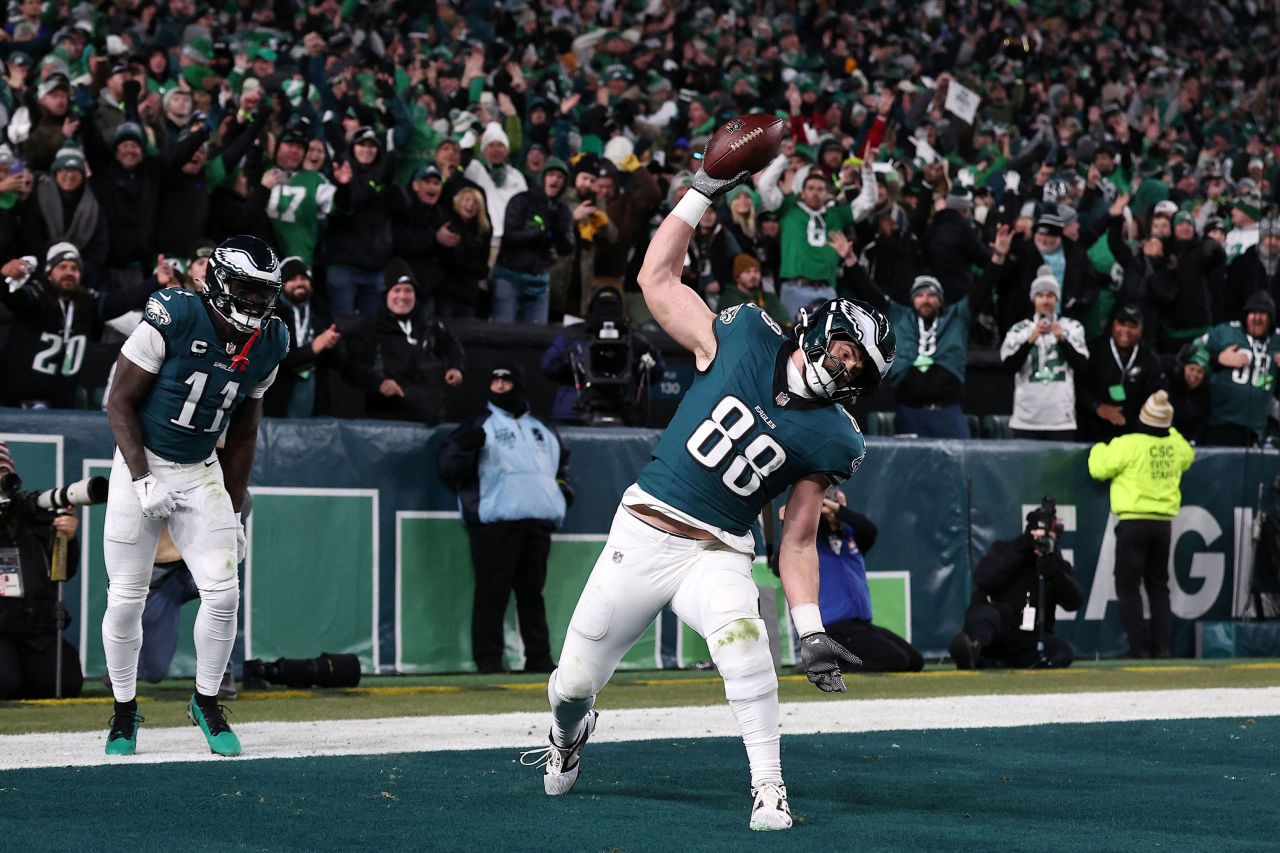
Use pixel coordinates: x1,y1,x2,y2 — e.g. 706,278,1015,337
266,171,335,266
636,304,866,535
136,289,290,464
1205,322,1280,433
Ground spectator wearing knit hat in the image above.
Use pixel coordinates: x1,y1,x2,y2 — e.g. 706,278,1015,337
25,147,108,287
1076,304,1168,443
921,187,995,304
1088,390,1194,658
1222,218,1280,322
716,253,789,330
994,204,1099,338
464,121,528,259
1137,210,1228,351
842,225,1011,438
0,241,150,408
1201,290,1280,447
8,72,74,173
326,126,410,317
1169,343,1212,444
83,120,161,294
1225,194,1262,263
263,258,345,419
999,266,1090,440
344,271,466,425
491,157,574,324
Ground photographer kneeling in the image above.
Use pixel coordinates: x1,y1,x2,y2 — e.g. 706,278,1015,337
949,499,1083,669
0,443,85,699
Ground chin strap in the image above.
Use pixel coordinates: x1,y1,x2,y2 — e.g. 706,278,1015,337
229,327,262,372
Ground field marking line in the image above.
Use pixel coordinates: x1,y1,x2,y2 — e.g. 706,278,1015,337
3,687,1278,770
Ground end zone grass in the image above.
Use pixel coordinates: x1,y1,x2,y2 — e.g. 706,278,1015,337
3,659,1279,735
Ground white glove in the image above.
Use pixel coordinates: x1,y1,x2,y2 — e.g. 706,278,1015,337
132,473,186,520
235,512,247,564
1004,170,1021,193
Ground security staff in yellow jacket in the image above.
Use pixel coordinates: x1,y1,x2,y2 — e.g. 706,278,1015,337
1088,391,1194,658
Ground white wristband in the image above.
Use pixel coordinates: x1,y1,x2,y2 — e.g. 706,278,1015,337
790,603,825,638
671,189,712,228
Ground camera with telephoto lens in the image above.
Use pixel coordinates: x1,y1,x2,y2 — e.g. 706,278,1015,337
1026,496,1063,556
0,473,108,521
242,653,362,689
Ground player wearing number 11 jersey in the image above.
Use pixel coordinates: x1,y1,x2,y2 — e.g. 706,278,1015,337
101,235,288,757
522,163,895,830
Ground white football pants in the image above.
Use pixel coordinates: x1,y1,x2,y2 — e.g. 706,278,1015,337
550,505,782,786
101,448,240,701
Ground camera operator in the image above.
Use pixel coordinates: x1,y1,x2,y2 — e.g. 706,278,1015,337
0,442,85,699
540,287,665,425
949,498,1083,669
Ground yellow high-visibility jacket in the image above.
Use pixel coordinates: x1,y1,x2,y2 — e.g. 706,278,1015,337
1087,428,1195,520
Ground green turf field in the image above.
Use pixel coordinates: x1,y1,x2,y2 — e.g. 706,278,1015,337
3,661,1278,851
1,718,1275,851
4,659,1280,735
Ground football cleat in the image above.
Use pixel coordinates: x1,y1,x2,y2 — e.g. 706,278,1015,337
188,694,241,756
105,710,144,756
749,783,793,831
520,710,598,796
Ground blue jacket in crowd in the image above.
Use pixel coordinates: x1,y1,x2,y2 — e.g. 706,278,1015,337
816,507,880,625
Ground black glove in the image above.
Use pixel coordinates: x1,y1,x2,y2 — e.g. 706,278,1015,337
123,79,141,105
453,424,486,451
375,76,397,100
799,632,862,693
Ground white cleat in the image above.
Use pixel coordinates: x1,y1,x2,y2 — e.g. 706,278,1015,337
520,710,598,796
749,783,793,831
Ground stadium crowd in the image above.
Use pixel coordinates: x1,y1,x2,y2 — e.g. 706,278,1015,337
0,0,1277,444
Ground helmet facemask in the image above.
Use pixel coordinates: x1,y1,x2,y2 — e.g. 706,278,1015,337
801,332,862,402
209,267,280,334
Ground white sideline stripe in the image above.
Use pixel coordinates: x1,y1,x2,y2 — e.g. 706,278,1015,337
4,687,1279,770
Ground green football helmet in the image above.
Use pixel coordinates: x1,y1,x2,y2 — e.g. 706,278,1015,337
794,298,895,401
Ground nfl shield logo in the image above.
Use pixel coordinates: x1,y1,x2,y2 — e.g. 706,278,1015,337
612,551,623,564
775,391,790,406
225,342,237,355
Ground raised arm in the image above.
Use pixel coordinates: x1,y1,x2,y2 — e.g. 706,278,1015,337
636,168,748,368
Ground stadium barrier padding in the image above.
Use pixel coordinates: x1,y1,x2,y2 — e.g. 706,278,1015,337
2,409,1275,674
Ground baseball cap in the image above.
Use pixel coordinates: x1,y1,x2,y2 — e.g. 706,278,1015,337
412,164,443,182
352,126,379,146
37,73,71,100
46,241,81,268
1113,304,1143,325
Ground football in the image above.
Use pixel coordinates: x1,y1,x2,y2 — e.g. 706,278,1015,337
701,113,788,179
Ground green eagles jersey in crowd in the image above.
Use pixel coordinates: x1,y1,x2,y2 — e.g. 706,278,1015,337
1204,322,1280,434
775,195,853,284
885,298,973,387
136,289,290,464
636,303,866,536
265,171,335,266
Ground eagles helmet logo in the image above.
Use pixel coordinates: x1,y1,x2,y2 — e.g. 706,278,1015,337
144,297,172,326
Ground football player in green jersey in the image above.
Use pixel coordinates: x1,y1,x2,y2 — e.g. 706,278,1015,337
522,161,895,830
101,235,289,757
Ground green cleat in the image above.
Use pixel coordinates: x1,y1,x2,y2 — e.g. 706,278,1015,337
187,694,241,756
105,710,143,756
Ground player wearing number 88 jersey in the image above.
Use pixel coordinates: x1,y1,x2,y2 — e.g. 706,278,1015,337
637,304,866,538
101,235,287,758
526,150,894,831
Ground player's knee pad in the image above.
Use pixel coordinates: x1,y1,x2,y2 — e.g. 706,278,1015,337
552,658,596,702
197,578,239,618
708,618,777,702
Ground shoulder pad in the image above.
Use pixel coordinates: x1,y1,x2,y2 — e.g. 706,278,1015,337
143,288,195,336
